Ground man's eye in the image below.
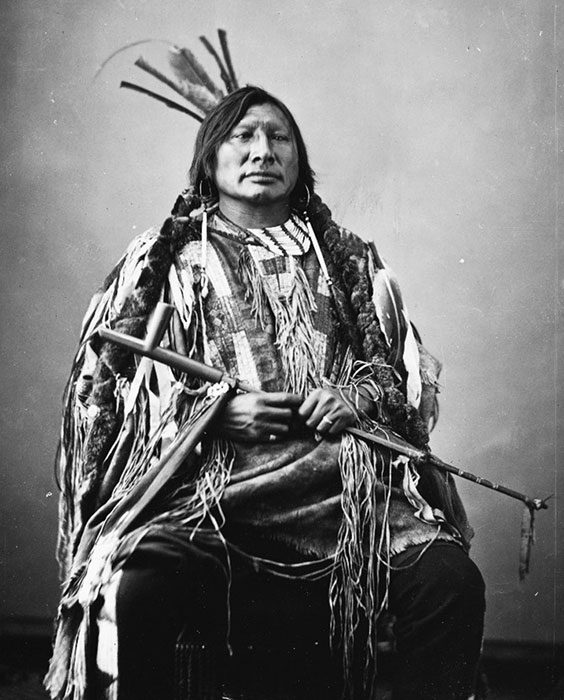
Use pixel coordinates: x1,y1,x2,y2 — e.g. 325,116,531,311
273,134,290,142
233,131,251,140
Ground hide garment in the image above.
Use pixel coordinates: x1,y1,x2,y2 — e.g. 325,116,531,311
46,192,471,699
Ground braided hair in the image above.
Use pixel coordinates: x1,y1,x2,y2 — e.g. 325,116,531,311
308,194,430,449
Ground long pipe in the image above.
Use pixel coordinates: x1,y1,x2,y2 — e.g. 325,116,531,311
98,304,549,512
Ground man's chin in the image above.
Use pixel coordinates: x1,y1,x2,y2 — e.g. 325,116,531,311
218,184,296,215
241,188,288,206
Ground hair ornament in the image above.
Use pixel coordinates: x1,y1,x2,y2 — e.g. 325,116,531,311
98,30,239,123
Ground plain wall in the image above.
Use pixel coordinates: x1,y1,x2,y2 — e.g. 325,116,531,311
1,0,562,645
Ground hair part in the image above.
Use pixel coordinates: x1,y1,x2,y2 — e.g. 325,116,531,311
188,86,315,209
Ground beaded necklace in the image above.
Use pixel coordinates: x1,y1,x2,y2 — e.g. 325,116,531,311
212,209,307,256
207,209,332,291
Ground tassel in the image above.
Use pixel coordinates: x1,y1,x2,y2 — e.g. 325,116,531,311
330,434,393,696
200,207,209,298
400,457,446,525
519,504,536,581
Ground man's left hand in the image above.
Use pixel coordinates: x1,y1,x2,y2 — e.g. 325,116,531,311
298,388,356,436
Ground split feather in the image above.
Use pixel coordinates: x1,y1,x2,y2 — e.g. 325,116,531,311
168,45,224,98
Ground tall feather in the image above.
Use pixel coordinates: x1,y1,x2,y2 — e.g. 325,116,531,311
120,81,205,121
135,56,192,101
176,82,221,115
218,29,239,90
93,38,172,82
168,45,224,98
372,268,404,369
135,56,217,115
101,31,238,123
199,34,234,93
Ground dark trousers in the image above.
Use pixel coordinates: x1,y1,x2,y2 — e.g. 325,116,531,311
388,543,485,699
115,536,484,700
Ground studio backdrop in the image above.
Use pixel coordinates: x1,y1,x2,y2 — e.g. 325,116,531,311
1,0,562,647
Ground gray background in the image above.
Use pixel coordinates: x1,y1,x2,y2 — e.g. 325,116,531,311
1,0,562,646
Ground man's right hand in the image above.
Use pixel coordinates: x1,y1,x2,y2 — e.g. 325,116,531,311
216,391,303,443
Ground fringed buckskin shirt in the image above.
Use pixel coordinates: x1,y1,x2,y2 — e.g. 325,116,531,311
46,193,471,700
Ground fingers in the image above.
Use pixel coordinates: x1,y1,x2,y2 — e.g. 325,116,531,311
259,421,292,442
265,406,296,422
263,392,303,407
314,415,339,436
257,394,302,441
298,388,356,436
217,392,299,442
310,411,343,436
298,389,335,425
217,389,355,443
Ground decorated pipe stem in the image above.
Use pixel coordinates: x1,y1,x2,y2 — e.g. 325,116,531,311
98,303,548,512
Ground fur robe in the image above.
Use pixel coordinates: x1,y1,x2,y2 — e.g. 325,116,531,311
46,192,470,699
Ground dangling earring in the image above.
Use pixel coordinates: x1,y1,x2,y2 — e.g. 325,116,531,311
300,182,312,214
292,181,311,217
199,178,215,205
299,184,333,289
198,179,215,298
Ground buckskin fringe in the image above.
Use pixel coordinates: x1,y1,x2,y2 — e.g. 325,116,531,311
49,188,457,699
237,247,321,395
46,392,234,700
330,433,394,696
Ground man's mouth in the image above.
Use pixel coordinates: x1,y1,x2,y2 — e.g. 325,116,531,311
244,171,281,180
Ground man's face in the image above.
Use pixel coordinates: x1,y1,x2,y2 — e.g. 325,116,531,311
213,103,299,211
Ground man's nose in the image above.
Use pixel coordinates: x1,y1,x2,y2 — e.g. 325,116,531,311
250,131,274,162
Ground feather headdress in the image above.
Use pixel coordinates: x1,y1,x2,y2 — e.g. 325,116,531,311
98,29,239,122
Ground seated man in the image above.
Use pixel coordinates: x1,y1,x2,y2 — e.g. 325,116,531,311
46,85,485,700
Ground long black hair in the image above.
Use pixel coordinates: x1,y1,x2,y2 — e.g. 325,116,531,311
188,86,315,209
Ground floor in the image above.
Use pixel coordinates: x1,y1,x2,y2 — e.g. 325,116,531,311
0,636,562,699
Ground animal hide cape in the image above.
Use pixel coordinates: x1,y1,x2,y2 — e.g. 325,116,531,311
45,192,471,699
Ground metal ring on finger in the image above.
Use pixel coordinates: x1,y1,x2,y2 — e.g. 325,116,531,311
318,416,334,429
